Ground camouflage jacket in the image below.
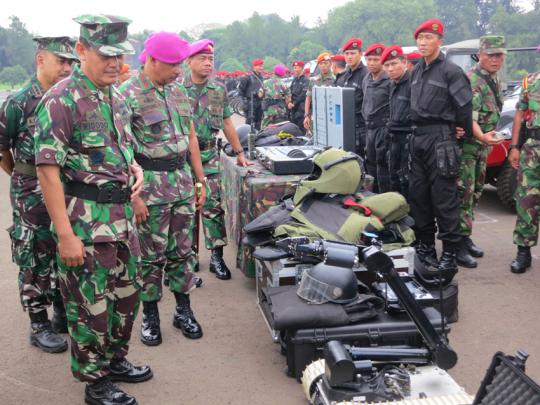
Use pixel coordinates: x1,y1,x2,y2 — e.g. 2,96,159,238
34,65,137,244
468,64,502,133
306,72,335,97
261,77,290,101
517,71,540,129
184,75,232,175
0,75,44,163
120,70,194,205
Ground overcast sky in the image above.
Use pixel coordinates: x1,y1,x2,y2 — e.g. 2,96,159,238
1,0,352,37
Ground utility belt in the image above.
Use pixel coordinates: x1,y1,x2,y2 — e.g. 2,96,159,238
262,99,285,109
13,161,37,177
64,182,130,204
198,138,217,151
134,153,186,172
366,118,388,129
411,123,452,136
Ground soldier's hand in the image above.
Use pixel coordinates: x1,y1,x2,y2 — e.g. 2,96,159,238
236,152,252,167
509,148,520,170
58,233,85,267
130,164,144,200
196,185,207,211
133,196,149,224
455,126,465,139
287,102,294,109
303,116,311,130
481,131,505,145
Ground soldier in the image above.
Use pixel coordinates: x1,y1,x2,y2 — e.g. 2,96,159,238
409,19,473,273
120,32,207,347
456,36,506,268
185,39,248,281
304,52,335,131
381,45,412,199
288,60,309,132
406,51,422,71
332,54,347,86
34,15,152,405
0,36,77,354
362,43,391,192
259,64,291,128
336,38,368,159
508,48,540,273
238,59,265,130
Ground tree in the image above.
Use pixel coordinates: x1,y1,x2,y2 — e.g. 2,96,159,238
219,58,246,72
262,56,283,70
288,41,327,64
3,16,35,74
0,64,29,86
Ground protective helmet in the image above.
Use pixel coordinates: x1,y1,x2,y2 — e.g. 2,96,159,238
413,255,457,287
293,148,364,205
236,124,252,149
297,262,358,304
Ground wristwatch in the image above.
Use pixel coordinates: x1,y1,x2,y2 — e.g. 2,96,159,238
508,143,520,151
233,148,244,156
195,176,207,187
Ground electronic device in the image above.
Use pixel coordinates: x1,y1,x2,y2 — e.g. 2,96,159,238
255,146,324,175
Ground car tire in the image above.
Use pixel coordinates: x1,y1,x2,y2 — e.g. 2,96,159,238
496,161,517,210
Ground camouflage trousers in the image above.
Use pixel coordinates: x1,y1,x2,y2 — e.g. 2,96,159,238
366,126,391,193
8,216,62,314
201,173,227,250
58,241,140,382
457,140,489,236
514,139,540,247
138,197,197,302
262,105,288,129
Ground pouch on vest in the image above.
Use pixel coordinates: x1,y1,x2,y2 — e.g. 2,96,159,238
435,139,461,178
356,192,410,223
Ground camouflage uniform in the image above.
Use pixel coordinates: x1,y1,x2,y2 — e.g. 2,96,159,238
306,72,335,100
120,69,197,302
514,71,540,247
458,62,502,236
260,76,290,128
34,16,141,383
184,75,232,250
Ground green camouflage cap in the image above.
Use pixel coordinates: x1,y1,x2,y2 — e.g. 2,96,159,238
73,14,134,56
33,36,78,60
479,35,507,55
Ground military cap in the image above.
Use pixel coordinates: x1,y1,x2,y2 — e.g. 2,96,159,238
364,44,385,57
316,52,332,64
406,51,423,60
145,31,190,63
33,36,78,60
292,60,305,67
331,55,345,61
73,14,134,56
252,59,264,66
479,35,507,55
342,37,363,52
414,18,444,39
380,45,404,64
189,39,214,57
304,67,310,74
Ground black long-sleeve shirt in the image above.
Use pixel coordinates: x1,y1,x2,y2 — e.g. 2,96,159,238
387,71,412,133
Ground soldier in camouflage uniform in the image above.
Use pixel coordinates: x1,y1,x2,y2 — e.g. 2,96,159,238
120,32,207,346
259,64,291,128
508,49,540,273
456,36,507,269
0,36,78,354
34,15,152,405
185,39,248,281
304,52,335,131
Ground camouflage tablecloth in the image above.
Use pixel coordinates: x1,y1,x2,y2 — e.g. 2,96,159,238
221,153,304,277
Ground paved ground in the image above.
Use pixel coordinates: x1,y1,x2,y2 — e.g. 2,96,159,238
1,153,540,403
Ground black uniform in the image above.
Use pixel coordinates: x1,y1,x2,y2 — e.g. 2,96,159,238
237,71,265,131
338,64,368,159
409,52,473,252
387,70,412,199
334,70,347,87
289,74,309,133
362,71,391,192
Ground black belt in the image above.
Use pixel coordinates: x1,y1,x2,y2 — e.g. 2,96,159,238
528,128,540,140
412,123,451,136
64,182,130,203
366,118,387,129
135,154,186,171
198,138,217,151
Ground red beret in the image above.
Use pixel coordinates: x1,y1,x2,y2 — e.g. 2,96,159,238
292,60,305,67
304,67,310,73
342,37,363,52
331,55,345,61
406,51,423,60
364,44,385,57
380,45,404,64
414,19,444,39
252,59,264,66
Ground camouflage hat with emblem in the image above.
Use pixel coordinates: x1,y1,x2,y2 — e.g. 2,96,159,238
479,35,507,55
33,36,78,60
73,14,134,56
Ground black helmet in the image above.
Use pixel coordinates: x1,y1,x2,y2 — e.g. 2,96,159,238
297,263,358,304
236,124,252,148
414,255,457,287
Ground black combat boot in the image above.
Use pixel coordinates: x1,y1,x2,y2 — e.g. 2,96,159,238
209,247,231,280
51,300,68,334
85,377,137,405
109,358,153,383
29,310,68,353
415,241,438,268
456,238,477,268
511,246,532,274
140,301,161,346
464,236,484,258
173,293,203,339
438,251,458,273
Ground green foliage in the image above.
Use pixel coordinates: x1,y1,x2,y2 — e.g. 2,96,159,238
263,56,283,70
288,41,327,64
0,64,29,86
0,16,36,74
219,57,246,72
